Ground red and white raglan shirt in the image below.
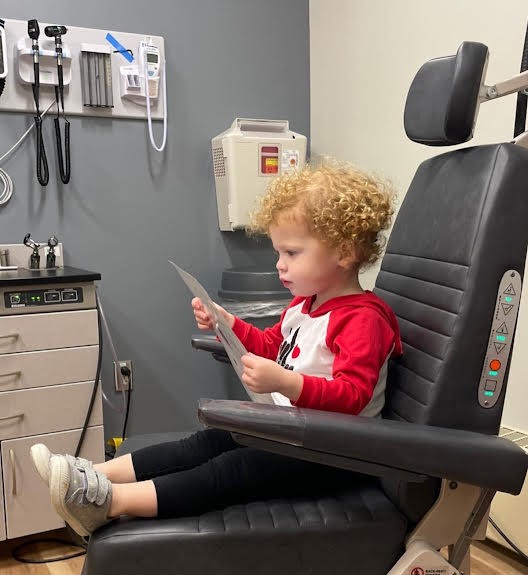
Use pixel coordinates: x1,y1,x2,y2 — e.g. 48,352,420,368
232,292,403,416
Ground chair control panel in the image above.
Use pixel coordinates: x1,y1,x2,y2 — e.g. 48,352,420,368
478,270,522,408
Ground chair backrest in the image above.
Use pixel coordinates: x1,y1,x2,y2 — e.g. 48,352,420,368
375,42,528,435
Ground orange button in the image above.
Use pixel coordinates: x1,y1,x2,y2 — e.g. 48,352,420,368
490,359,501,371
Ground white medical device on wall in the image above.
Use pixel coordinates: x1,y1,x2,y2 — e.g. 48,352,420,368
212,118,307,231
120,36,167,152
16,35,72,87
0,19,165,121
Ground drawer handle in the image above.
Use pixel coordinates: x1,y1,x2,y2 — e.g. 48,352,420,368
0,333,19,340
0,371,21,380
10,449,16,495
0,412,24,422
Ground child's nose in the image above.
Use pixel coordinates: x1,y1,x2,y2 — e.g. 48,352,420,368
276,257,286,272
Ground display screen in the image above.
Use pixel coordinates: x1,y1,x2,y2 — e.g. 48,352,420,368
147,53,159,63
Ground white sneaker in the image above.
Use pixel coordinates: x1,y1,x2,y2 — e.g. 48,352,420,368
49,454,113,537
30,443,93,487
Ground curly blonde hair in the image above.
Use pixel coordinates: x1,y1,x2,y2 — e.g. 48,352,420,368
248,159,396,269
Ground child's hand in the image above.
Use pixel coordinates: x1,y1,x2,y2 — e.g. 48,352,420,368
241,354,303,400
191,298,234,330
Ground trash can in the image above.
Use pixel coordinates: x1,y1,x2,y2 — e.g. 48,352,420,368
218,266,291,329
216,266,291,399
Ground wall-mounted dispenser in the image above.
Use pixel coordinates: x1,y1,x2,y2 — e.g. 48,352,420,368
212,118,307,231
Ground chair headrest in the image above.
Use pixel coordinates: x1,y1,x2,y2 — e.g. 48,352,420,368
404,42,489,146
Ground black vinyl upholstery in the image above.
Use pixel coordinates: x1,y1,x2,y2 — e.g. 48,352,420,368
378,143,528,433
404,42,488,145
83,433,407,575
83,43,528,575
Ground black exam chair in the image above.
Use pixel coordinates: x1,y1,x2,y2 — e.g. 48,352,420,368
83,42,528,575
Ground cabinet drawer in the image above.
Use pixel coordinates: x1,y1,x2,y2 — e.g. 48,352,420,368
0,381,102,441
0,309,98,354
2,425,104,539
0,346,99,392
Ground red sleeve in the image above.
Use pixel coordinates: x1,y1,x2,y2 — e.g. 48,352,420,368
231,302,295,360
293,308,396,415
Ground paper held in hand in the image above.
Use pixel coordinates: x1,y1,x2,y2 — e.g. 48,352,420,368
169,261,275,404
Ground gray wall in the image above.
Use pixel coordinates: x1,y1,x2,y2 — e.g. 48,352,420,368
0,1,310,438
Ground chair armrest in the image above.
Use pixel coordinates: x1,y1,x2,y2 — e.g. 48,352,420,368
191,335,230,363
197,399,528,495
191,334,225,354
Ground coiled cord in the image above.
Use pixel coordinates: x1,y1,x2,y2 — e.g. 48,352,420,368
0,101,54,206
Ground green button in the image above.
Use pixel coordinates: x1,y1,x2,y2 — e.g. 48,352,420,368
496,335,506,342
489,370,498,376
484,391,494,397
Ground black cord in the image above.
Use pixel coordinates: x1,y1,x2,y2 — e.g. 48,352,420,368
488,516,528,562
11,537,85,564
34,115,49,186
75,291,103,457
121,367,132,440
53,70,71,184
54,116,70,183
113,48,133,57
31,55,49,186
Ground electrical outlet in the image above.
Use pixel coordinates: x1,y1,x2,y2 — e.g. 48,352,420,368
114,360,133,391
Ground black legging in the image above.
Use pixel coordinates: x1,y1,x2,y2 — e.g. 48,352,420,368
131,428,355,518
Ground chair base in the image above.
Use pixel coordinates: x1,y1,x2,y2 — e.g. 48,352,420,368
387,541,462,575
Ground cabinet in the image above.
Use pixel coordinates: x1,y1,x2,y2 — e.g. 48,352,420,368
0,266,104,539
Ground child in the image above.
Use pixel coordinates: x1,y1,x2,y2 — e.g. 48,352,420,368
31,159,402,537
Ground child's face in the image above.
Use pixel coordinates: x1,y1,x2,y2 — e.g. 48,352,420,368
270,217,348,301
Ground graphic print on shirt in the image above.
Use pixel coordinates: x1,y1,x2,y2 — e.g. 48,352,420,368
276,326,300,371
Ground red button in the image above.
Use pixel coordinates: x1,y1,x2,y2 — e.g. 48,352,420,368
490,359,501,371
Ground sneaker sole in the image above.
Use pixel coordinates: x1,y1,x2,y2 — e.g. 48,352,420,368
30,444,51,486
50,456,91,538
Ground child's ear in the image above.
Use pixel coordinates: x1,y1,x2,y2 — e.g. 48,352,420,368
337,245,358,269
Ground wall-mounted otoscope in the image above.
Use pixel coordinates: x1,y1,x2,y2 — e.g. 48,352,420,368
27,19,49,186
27,19,39,88
45,25,70,184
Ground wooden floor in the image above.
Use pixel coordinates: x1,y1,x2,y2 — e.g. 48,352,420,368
0,529,527,574
470,541,528,575
0,530,85,575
